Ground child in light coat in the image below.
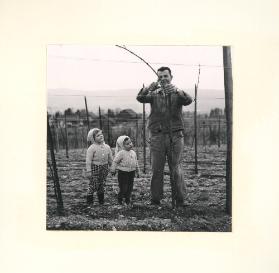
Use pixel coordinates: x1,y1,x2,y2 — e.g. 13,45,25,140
85,128,113,205
111,136,140,205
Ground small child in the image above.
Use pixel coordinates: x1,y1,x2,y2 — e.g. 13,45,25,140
111,136,140,205
85,128,113,206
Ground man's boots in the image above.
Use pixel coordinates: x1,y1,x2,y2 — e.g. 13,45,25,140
86,194,93,205
97,193,104,204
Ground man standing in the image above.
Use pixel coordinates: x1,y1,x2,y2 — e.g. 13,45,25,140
136,67,192,207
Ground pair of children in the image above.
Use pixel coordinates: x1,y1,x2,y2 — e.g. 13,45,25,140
85,128,140,206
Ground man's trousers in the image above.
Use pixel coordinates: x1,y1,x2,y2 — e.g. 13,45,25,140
150,130,186,204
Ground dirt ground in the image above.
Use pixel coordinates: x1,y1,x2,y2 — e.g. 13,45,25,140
47,145,231,231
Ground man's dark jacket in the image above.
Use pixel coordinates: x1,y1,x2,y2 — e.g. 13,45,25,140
136,85,192,134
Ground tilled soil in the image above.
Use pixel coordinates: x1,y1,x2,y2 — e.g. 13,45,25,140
47,145,231,231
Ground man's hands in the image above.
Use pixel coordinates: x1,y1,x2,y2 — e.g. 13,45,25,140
162,83,177,94
147,82,159,92
147,82,177,94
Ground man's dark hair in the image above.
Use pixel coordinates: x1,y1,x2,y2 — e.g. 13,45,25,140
157,66,172,76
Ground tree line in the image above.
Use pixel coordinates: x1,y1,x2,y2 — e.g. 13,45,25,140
47,107,226,151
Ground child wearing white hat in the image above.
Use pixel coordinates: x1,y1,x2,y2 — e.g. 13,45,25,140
85,128,113,205
111,136,140,205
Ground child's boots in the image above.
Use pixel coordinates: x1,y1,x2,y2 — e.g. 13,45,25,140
118,197,123,205
97,193,104,204
86,194,93,205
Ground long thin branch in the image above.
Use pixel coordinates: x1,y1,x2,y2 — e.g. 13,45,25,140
116,45,158,76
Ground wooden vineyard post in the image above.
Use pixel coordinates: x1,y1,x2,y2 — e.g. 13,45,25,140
107,109,110,146
81,126,84,148
84,96,90,133
58,122,66,149
223,46,233,216
209,124,212,147
74,126,78,149
47,114,64,215
149,141,152,168
99,106,103,130
191,133,195,148
194,84,198,174
143,103,146,173
55,121,59,153
203,121,206,151
218,114,221,148
64,110,69,158
135,114,139,159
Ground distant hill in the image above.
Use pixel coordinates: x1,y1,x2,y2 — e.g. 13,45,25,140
47,88,225,114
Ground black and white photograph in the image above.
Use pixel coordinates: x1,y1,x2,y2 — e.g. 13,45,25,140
2,0,279,272
47,45,233,231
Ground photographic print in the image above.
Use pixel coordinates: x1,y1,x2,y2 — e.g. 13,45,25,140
47,45,232,231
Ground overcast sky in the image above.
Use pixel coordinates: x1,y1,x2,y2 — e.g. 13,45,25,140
47,45,225,113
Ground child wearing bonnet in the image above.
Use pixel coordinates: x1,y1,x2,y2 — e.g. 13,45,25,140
85,128,113,206
111,135,140,205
